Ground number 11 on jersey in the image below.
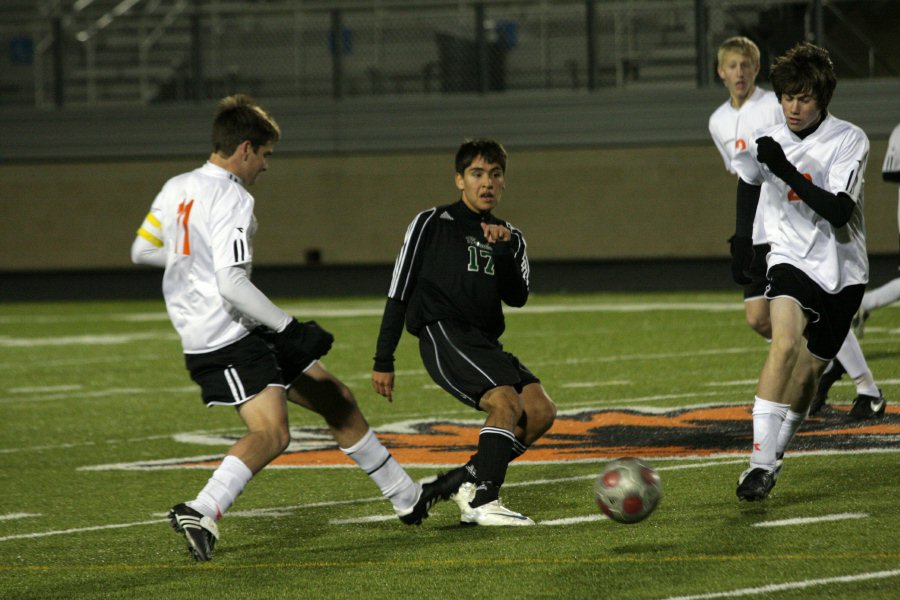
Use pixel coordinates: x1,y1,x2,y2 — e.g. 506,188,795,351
176,199,194,255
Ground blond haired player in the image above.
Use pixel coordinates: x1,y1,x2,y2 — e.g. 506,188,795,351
709,36,782,337
131,95,451,561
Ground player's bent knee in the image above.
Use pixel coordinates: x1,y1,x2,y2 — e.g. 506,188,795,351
482,386,524,419
747,315,771,337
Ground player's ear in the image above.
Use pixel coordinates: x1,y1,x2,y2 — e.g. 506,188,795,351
454,172,465,191
239,140,253,161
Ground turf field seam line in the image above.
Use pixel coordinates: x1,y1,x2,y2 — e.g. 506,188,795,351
660,568,900,599
2,556,899,572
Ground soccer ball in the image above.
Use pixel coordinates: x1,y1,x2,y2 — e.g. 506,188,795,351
593,457,662,524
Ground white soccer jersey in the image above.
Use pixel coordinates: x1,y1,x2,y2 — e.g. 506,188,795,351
142,162,258,353
709,87,783,243
732,114,869,293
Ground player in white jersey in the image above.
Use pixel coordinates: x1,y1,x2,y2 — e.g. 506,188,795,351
852,122,900,336
730,43,885,502
131,95,454,561
710,38,882,417
709,36,783,338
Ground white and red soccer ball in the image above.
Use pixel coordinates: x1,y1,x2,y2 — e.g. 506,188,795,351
594,457,662,524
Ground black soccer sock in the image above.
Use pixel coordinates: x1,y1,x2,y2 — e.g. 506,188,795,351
509,437,528,462
471,427,515,506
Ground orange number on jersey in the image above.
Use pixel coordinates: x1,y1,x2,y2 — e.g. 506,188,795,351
787,173,813,201
176,199,194,255
735,138,747,152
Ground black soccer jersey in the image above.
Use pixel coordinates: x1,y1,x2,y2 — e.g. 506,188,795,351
373,200,530,371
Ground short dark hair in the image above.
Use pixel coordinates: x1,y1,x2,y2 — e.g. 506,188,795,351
455,138,508,174
211,94,281,156
769,42,837,112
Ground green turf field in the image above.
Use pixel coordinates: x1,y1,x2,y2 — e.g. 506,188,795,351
1,291,898,599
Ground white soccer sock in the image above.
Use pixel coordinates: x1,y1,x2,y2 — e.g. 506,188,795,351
750,397,789,471
188,454,253,521
835,331,879,397
340,428,419,512
862,277,900,311
776,410,805,457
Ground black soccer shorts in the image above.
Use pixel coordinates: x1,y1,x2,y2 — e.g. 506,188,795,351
743,243,770,300
185,333,286,407
764,263,865,361
418,319,540,410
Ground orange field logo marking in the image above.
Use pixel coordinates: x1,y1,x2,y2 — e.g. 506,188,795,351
175,404,900,469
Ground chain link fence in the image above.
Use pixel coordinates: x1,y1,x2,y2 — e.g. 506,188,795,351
0,0,896,107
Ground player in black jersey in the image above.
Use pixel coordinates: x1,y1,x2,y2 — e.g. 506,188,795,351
371,139,557,526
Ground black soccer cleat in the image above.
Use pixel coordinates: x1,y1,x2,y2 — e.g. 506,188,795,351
848,391,886,420
168,503,219,561
397,467,473,525
809,360,846,415
736,468,776,502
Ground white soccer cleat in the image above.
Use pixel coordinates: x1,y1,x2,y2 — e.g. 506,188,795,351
451,481,476,513
453,482,534,526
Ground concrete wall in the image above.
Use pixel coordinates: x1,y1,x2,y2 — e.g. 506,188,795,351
1,139,896,271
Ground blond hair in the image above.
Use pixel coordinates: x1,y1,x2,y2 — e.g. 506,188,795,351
716,36,761,68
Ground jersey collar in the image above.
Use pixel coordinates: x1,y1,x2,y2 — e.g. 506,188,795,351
202,161,245,185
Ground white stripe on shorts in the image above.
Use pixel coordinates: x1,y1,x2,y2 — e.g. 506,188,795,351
224,367,247,402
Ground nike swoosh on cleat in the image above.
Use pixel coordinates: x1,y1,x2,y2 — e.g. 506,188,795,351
488,513,529,520
870,398,885,412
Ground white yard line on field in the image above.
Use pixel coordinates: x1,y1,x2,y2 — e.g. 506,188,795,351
0,332,177,347
0,353,166,371
0,513,41,521
0,458,742,543
0,427,244,455
0,385,197,405
0,300,745,327
561,380,631,388
661,568,900,600
0,519,164,542
540,515,606,526
751,513,868,528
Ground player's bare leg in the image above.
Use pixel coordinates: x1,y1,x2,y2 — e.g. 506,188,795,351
170,387,288,561
739,298,807,501
757,298,807,402
514,383,557,446
287,362,429,523
451,386,534,525
745,297,771,339
287,362,368,446
232,387,291,473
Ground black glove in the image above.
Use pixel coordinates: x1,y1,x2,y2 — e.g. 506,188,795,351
756,136,796,181
270,318,334,366
729,235,753,285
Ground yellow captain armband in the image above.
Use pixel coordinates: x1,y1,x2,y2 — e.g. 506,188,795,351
145,212,162,229
137,227,164,248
